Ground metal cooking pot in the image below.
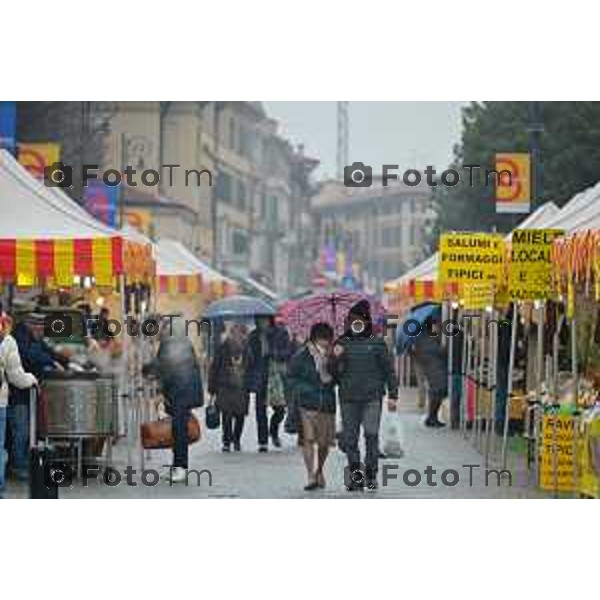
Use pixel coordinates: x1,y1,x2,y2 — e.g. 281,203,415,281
43,375,116,437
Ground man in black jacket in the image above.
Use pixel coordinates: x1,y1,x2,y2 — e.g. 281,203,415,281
244,317,291,452
332,300,398,491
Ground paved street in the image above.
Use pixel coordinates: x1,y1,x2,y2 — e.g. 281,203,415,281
6,390,547,499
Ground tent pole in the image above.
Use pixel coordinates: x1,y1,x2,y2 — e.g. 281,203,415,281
447,301,454,427
533,301,545,485
486,307,498,467
460,309,469,436
501,303,518,471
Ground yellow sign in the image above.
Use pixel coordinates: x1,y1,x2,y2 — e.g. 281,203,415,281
495,153,531,214
539,414,576,492
439,233,505,284
461,282,495,309
509,229,564,300
18,143,61,180
125,209,153,237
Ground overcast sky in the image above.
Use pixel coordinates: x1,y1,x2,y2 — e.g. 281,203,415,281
264,101,466,179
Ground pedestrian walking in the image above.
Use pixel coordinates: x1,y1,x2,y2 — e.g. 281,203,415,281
0,314,37,498
245,316,290,452
332,300,399,491
143,317,204,483
208,323,249,452
288,322,336,491
410,320,448,427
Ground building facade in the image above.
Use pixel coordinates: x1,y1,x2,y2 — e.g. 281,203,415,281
16,101,319,296
312,177,433,294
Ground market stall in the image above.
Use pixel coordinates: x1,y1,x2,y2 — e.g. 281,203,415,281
0,149,155,471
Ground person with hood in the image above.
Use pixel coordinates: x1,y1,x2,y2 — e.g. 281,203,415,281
244,316,291,452
287,322,336,491
143,316,204,483
208,322,249,452
0,314,37,498
332,300,399,491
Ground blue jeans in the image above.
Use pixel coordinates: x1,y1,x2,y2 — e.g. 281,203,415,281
7,402,29,478
0,407,6,495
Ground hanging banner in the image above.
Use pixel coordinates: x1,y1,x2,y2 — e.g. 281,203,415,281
495,152,531,214
439,232,505,283
84,182,118,228
125,209,153,236
0,102,16,152
509,228,564,300
18,143,61,180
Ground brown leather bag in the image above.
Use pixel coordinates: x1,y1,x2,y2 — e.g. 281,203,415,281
140,414,201,450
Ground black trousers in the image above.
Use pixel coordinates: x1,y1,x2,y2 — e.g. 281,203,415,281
166,403,190,469
222,412,245,445
255,393,286,445
340,399,382,473
427,390,445,423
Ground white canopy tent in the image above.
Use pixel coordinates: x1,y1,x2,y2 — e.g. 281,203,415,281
540,180,600,233
155,238,235,286
0,149,119,240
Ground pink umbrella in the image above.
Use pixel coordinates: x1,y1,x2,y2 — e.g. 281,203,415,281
278,290,386,341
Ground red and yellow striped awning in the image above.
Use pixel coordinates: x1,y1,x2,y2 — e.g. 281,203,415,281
159,274,204,296
387,279,461,314
0,237,124,288
157,275,238,298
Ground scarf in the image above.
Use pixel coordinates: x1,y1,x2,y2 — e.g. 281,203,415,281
307,341,333,385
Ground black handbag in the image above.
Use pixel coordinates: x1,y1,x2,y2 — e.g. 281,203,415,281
205,404,221,430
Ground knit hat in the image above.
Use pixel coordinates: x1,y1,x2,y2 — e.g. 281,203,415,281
348,299,371,319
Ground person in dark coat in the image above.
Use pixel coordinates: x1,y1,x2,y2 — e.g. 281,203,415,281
244,316,291,452
332,300,399,491
143,317,203,483
288,322,336,491
411,319,448,427
208,323,249,452
8,314,67,480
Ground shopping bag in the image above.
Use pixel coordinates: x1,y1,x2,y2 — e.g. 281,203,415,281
205,404,221,430
382,410,404,458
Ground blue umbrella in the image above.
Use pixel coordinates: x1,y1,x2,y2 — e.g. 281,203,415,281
395,302,441,354
203,295,276,320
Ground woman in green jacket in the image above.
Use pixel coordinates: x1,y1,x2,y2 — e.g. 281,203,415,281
287,322,336,491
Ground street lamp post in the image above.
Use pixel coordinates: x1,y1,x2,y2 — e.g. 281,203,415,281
528,101,544,210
